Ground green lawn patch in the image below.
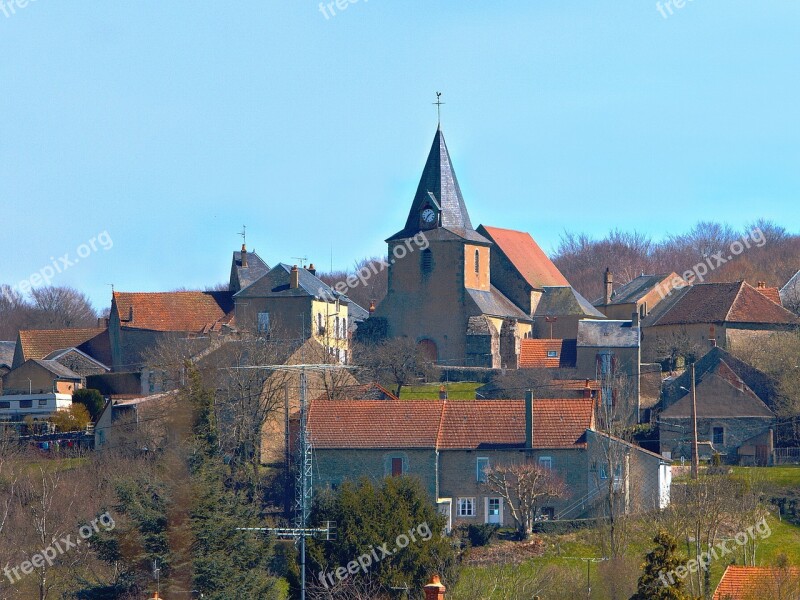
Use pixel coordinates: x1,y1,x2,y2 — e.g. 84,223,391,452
400,382,481,400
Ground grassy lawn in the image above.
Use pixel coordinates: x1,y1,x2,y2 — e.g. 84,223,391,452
453,513,800,599
732,465,800,487
400,382,482,400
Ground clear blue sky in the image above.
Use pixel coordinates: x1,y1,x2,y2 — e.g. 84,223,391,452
1,1,798,311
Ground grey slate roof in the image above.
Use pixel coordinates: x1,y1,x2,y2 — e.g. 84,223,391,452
0,341,14,367
781,270,800,305
660,347,780,412
235,264,366,321
31,359,82,380
641,285,690,326
595,274,672,306
43,347,110,370
230,249,270,292
536,286,606,318
388,127,489,243
467,287,531,321
577,319,639,348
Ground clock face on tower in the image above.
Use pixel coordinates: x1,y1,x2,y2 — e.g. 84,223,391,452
421,208,437,225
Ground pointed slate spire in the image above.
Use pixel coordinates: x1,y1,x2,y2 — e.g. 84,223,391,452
390,127,475,240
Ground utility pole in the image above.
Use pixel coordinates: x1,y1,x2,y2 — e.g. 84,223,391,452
690,362,699,480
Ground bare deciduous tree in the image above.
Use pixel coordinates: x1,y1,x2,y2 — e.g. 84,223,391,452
481,462,567,540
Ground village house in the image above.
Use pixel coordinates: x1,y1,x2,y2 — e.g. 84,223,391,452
307,395,671,529
0,359,82,425
640,280,799,364
12,327,111,369
657,347,777,465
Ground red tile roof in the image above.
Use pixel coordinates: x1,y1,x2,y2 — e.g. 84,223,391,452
112,291,234,333
654,282,799,326
754,285,782,305
713,565,800,599
519,339,577,368
479,226,569,289
17,328,110,365
308,400,444,449
307,398,594,450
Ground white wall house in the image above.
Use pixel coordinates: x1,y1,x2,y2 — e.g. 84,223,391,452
0,393,73,422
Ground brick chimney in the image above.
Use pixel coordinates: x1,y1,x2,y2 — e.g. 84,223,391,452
308,263,316,276
604,268,613,305
241,244,248,268
369,300,376,314
525,390,534,449
583,379,592,399
439,385,448,400
290,265,300,289
424,575,446,600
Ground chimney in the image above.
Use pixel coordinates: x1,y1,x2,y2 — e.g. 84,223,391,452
308,263,316,276
290,265,300,289
757,281,765,289
631,310,640,327
604,268,614,305
584,379,592,399
525,390,534,449
424,575,446,600
369,300,376,314
439,385,448,400
241,244,248,268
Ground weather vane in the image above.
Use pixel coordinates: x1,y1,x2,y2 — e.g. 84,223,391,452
433,92,444,125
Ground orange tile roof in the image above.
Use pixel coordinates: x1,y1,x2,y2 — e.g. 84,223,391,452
754,285,782,305
550,379,602,391
17,328,107,362
519,339,576,368
307,398,594,450
112,291,234,333
713,565,800,599
308,400,444,449
479,226,569,289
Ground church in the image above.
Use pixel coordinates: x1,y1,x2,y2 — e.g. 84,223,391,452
371,126,583,368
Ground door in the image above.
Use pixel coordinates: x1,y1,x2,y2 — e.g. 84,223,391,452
487,498,502,524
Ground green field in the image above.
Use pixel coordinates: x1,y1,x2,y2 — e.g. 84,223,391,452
400,382,482,400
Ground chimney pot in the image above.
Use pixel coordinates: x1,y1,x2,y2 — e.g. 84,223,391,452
308,263,316,276
241,244,248,268
290,265,300,289
584,379,592,398
424,575,446,600
369,300,376,314
604,268,614,305
439,385,448,400
525,390,534,449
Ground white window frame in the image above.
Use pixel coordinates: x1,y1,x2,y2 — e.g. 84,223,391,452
457,497,475,517
476,457,489,482
538,456,553,471
547,350,558,358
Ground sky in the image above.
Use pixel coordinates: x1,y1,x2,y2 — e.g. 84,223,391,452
1,0,798,311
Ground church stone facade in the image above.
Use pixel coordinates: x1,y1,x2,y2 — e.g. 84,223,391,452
372,127,570,368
